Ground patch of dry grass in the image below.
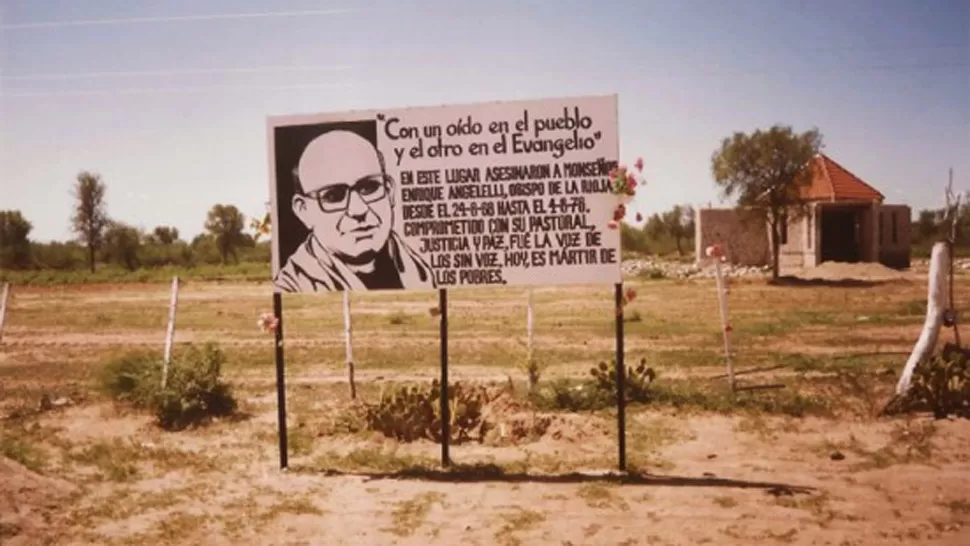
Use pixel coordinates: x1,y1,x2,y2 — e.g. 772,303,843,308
384,491,446,537
493,506,546,546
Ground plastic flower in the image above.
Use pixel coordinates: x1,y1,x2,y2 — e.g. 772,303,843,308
250,213,272,243
625,174,637,194
624,287,637,304
613,204,626,221
258,312,279,333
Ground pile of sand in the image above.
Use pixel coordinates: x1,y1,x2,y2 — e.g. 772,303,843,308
795,261,909,282
0,457,77,545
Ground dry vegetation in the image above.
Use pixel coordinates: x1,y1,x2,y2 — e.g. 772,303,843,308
2,267,970,545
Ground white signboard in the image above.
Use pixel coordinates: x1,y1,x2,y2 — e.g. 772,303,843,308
267,94,623,293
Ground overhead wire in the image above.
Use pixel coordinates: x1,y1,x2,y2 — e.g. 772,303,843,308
0,7,358,30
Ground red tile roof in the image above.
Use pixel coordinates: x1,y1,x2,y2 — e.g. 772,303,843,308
801,153,884,202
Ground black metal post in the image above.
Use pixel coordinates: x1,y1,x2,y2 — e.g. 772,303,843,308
439,288,451,467
273,292,288,470
615,283,627,472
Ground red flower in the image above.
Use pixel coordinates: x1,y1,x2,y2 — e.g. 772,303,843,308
613,204,626,221
634,157,644,172
636,212,643,222
626,175,637,193
625,287,637,303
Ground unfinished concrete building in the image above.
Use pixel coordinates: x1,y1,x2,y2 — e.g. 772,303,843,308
695,153,912,271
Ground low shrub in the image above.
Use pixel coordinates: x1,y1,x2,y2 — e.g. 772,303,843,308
153,343,237,430
530,358,656,412
888,343,970,419
362,380,492,443
98,350,161,407
532,358,830,417
98,343,237,430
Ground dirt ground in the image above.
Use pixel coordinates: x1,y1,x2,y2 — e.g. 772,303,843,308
2,268,970,545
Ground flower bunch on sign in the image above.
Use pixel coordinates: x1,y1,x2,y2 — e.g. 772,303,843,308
258,312,279,333
606,157,647,230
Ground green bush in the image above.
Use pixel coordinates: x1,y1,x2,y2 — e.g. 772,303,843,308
530,378,614,412
98,343,237,430
529,359,656,412
153,343,237,430
362,380,491,443
889,343,970,419
98,350,161,407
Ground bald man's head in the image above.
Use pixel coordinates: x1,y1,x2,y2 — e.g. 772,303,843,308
293,131,385,194
290,130,395,267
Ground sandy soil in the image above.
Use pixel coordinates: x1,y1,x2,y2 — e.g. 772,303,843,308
3,277,970,545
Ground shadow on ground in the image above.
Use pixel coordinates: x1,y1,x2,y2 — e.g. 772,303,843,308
768,276,909,288
291,463,817,496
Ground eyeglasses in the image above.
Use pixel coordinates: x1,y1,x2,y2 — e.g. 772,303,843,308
305,174,389,213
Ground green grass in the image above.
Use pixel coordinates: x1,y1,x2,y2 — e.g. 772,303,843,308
530,373,833,417
0,261,271,286
310,446,439,474
0,430,48,473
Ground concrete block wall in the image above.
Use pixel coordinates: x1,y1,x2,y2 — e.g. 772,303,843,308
694,207,770,266
878,204,912,269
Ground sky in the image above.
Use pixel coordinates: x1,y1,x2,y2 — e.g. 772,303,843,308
1,0,968,243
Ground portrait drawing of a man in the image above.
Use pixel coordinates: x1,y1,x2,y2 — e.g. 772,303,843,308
273,126,436,292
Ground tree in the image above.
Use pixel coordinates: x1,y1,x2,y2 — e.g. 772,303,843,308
644,213,665,242
152,226,180,245
914,209,941,244
660,205,695,256
70,171,110,273
0,210,33,269
103,221,143,271
711,125,823,279
204,204,247,264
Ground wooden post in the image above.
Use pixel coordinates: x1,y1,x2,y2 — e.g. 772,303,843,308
712,259,735,392
161,276,180,389
274,292,289,470
439,289,450,467
342,291,357,399
0,283,9,344
615,283,626,472
897,242,949,395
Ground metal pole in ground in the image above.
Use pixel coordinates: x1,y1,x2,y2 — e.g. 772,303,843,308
615,283,626,472
439,288,450,467
273,292,289,470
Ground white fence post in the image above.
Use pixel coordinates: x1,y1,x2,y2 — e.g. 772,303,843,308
161,276,180,389
527,288,535,358
0,283,10,344
897,242,948,395
713,258,735,392
343,291,357,399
